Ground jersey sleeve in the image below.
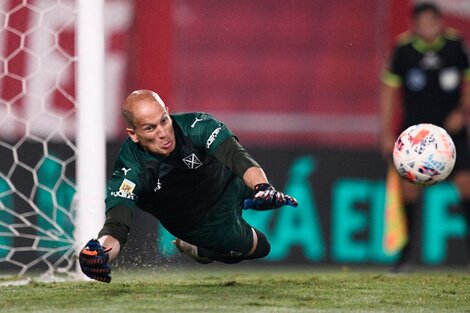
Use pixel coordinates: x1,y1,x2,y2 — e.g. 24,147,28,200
186,113,235,155
457,40,470,80
381,46,403,88
104,144,142,211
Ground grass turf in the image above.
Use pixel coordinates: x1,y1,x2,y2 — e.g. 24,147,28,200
1,266,469,313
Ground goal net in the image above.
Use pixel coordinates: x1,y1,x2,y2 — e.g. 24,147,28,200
0,0,105,281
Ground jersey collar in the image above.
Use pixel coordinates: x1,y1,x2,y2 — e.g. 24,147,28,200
411,34,446,53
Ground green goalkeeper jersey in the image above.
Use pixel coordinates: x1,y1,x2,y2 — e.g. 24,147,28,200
105,112,241,235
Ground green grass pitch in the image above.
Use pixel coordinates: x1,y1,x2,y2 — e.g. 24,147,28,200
1,265,469,313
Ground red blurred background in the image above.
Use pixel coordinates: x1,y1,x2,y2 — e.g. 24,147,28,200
1,0,469,148
129,0,470,148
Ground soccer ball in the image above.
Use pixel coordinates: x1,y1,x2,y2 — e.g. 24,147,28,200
393,123,456,186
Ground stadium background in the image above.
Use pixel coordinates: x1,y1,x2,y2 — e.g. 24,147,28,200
1,0,470,270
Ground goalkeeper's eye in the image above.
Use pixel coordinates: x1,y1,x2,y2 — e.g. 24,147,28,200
143,125,156,132
160,116,171,127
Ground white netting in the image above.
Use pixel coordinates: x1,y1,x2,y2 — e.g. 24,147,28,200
0,0,78,278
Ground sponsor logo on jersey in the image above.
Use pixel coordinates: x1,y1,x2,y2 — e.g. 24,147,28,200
224,250,242,257
121,167,131,176
119,178,136,193
154,179,162,192
406,68,426,91
111,179,136,200
206,127,221,149
421,51,441,70
439,67,459,91
191,117,204,128
182,153,203,169
110,190,135,200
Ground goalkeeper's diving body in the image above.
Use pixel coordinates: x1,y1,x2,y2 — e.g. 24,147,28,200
79,90,298,282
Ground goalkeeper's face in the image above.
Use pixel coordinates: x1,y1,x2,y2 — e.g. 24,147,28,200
126,99,176,156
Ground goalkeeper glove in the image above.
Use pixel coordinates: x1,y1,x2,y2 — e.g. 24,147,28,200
243,183,298,210
79,239,112,283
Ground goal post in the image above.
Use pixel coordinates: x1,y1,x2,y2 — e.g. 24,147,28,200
0,0,106,280
75,0,106,276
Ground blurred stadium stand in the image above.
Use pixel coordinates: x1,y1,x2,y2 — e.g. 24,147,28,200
2,0,469,147
130,0,470,148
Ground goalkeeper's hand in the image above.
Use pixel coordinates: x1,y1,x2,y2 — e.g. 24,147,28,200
243,183,298,210
79,239,112,283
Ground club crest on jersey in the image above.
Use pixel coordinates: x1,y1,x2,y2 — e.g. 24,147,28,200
406,68,426,91
182,153,202,169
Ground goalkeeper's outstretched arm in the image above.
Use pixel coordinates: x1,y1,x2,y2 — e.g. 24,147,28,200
97,235,121,261
79,206,132,282
97,205,133,261
214,136,298,210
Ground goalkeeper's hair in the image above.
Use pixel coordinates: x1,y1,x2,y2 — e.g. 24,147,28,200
122,107,135,128
121,90,166,129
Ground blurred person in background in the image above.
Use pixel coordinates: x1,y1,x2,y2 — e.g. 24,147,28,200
77,90,298,282
380,2,470,272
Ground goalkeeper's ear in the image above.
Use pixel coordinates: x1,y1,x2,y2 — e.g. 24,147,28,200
127,127,139,143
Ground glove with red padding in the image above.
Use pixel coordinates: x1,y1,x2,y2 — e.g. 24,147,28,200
79,239,112,283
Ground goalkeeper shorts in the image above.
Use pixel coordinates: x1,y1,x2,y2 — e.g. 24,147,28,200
177,178,255,256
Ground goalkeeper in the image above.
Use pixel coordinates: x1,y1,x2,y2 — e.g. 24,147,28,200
79,89,298,283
